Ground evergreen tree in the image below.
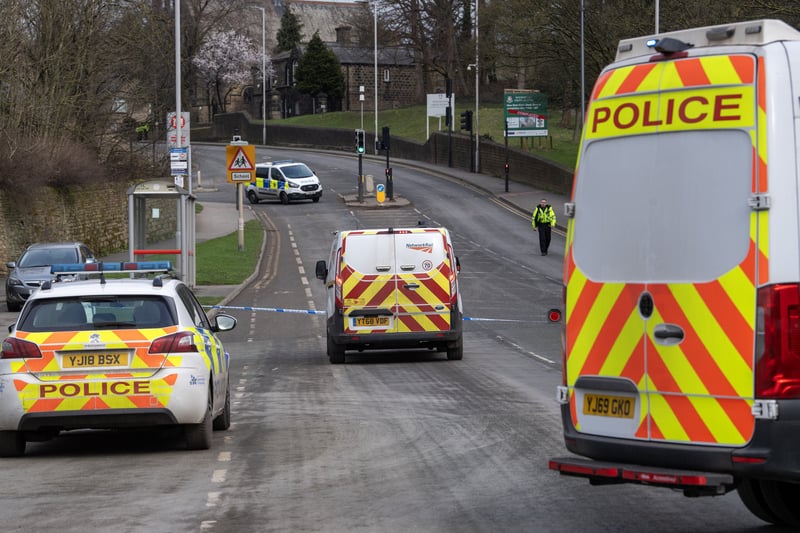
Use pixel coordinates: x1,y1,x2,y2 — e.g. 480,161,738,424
295,32,344,99
276,6,303,52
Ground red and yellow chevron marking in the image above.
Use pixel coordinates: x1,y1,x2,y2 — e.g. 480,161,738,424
586,55,756,140
14,373,179,412
565,53,764,446
5,325,221,415
341,264,453,335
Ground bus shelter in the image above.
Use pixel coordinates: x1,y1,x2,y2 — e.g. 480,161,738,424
127,180,196,287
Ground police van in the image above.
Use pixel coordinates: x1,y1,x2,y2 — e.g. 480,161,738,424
246,160,322,205
548,20,800,527
315,227,463,364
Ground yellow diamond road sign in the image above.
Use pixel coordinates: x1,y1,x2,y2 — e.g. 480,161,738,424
226,144,255,182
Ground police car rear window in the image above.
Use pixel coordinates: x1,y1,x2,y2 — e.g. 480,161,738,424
20,297,174,332
573,129,751,283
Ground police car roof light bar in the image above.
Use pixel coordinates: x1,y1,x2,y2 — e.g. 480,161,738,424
51,261,174,274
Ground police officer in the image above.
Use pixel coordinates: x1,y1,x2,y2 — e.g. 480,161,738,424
532,198,556,255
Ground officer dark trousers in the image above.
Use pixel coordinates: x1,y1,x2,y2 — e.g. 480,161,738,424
539,225,552,255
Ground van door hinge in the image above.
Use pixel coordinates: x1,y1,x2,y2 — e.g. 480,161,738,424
564,203,575,218
556,385,569,404
748,194,771,211
752,399,779,420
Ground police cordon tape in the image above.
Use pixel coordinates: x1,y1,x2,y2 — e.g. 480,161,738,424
203,305,562,323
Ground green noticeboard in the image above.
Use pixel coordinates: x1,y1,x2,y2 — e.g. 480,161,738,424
504,92,548,137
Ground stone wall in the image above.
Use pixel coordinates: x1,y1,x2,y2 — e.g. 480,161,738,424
0,182,177,275
201,112,574,195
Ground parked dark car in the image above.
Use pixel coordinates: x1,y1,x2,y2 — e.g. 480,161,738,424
5,242,96,311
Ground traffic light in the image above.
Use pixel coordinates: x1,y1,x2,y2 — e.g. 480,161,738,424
460,110,473,132
355,129,365,154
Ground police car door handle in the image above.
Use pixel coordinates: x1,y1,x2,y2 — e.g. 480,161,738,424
375,265,391,272
404,283,420,290
400,265,415,271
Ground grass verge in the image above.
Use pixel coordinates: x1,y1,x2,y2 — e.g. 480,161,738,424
195,219,263,285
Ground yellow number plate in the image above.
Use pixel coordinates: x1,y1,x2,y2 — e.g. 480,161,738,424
62,353,129,368
354,316,390,327
583,393,634,419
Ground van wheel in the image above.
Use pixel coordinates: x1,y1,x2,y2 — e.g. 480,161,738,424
328,335,345,364
0,431,25,457
756,479,800,527
279,191,289,205
247,190,259,204
446,337,463,361
738,478,783,525
184,388,213,450
312,196,320,203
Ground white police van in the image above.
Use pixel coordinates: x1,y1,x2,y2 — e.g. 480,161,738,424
245,160,322,205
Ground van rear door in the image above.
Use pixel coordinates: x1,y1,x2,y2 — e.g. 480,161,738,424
393,229,453,334
340,231,398,334
566,53,760,447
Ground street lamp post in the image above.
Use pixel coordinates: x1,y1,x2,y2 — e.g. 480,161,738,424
474,0,479,173
372,0,378,154
252,6,266,146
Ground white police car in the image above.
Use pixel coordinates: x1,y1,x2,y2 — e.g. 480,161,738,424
0,262,236,456
246,160,322,204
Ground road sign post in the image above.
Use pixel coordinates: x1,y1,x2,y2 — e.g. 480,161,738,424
226,137,254,251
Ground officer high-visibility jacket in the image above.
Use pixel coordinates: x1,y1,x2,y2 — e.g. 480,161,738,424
532,204,556,228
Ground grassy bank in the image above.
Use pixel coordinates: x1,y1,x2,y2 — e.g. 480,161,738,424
275,104,581,170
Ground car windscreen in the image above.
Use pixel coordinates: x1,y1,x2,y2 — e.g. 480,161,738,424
572,129,752,283
281,164,314,179
19,296,174,332
18,248,79,267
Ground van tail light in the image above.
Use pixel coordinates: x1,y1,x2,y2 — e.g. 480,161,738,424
447,245,458,305
334,250,344,309
755,283,800,398
149,331,198,354
1,337,43,359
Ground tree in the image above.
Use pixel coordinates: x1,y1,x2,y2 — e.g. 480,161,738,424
192,29,265,114
276,5,303,52
295,32,344,103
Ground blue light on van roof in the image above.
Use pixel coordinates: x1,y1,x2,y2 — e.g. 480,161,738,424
646,38,659,48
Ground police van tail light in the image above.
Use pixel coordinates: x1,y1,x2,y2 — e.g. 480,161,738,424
755,283,800,398
1,337,43,359
149,331,198,354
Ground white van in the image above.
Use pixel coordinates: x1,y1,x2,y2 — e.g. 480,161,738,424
315,227,463,364
549,20,800,527
246,160,322,204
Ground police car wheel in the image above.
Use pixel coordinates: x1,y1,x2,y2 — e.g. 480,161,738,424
247,190,259,204
212,381,231,431
0,431,25,457
279,191,289,205
737,478,783,525
185,388,213,450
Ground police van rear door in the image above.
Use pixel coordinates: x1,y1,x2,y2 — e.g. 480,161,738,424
566,52,759,447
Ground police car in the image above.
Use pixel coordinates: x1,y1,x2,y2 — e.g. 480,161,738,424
0,262,237,456
246,160,322,205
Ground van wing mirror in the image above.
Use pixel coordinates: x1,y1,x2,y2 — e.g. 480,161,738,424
315,260,328,280
455,256,461,272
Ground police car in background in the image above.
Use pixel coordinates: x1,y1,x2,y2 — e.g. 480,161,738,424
246,160,322,205
0,262,236,456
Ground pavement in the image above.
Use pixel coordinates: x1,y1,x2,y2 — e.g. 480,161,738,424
1,158,569,310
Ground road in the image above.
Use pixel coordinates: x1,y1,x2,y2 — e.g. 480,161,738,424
0,146,787,532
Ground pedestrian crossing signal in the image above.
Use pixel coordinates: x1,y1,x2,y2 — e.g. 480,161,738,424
355,129,366,154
